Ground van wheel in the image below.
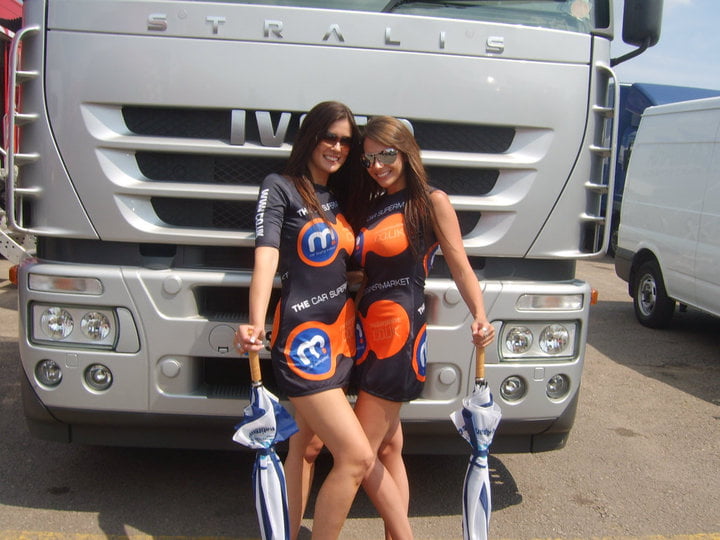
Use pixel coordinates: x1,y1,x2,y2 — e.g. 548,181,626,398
633,261,675,328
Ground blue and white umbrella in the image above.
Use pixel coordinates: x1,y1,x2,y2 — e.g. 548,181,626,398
450,348,502,540
233,350,298,540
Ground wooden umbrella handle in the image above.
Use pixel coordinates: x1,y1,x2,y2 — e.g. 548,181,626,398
475,346,486,380
248,329,262,384
249,350,262,385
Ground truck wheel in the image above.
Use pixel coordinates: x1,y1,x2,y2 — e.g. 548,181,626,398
633,260,675,328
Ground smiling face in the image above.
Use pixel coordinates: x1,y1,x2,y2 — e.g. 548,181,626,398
363,137,406,194
307,119,353,185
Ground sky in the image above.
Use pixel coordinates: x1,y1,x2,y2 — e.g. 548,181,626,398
611,0,720,90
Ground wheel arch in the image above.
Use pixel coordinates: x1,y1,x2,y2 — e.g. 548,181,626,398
629,248,661,298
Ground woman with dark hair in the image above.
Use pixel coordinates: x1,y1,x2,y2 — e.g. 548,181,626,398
350,115,496,534
234,103,412,540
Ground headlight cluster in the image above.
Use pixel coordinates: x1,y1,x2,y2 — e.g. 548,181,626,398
497,320,577,403
500,322,577,359
31,304,117,391
32,304,116,348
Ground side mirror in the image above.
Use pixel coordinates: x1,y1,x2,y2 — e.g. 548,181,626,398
622,0,663,47
611,0,663,66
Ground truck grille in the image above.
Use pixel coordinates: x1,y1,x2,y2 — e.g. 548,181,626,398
123,106,507,236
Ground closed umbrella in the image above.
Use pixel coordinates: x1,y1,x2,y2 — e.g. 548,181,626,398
233,347,298,540
450,347,502,540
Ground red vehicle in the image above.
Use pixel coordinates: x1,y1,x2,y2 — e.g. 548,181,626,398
1,0,30,266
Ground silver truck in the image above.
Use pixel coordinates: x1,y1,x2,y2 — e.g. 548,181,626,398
3,0,662,452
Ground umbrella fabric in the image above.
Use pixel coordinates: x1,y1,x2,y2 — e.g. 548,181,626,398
234,385,298,540
451,383,502,540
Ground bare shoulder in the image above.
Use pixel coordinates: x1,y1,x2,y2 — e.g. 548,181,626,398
429,188,449,202
429,188,453,213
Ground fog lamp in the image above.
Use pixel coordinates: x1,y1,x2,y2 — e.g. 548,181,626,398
40,307,74,340
500,375,527,402
547,374,570,399
35,359,63,386
85,364,113,391
539,324,569,354
80,312,111,341
505,326,532,354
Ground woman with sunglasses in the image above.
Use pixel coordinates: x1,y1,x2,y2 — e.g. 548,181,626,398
234,102,412,540
347,115,496,535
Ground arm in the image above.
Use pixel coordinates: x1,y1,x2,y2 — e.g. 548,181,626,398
429,189,495,348
235,245,279,353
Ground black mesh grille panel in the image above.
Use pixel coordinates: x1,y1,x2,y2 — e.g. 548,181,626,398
151,198,257,230
427,166,498,196
412,121,514,153
137,152,285,185
124,107,230,139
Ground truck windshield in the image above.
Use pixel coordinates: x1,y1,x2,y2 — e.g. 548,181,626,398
229,0,602,34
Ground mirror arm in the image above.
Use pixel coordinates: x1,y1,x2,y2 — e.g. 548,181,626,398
611,37,651,67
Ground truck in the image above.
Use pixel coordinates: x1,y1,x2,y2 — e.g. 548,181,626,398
3,0,662,453
614,96,720,328
607,82,720,255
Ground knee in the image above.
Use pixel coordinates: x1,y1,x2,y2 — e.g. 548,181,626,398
379,423,403,461
336,445,375,482
303,435,324,463
378,440,397,462
353,447,377,480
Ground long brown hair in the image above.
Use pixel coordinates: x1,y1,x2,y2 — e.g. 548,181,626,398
350,116,434,255
283,101,360,220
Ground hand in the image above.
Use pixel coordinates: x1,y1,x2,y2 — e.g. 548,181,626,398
471,320,495,348
234,324,266,354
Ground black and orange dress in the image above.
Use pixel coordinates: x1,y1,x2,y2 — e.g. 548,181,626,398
352,189,440,402
255,173,356,397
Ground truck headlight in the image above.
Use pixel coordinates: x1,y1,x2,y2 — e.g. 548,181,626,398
32,303,117,349
80,312,111,341
40,307,74,339
504,326,532,354
500,321,578,360
539,324,570,354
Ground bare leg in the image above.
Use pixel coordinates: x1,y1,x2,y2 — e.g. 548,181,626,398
354,391,414,540
378,423,410,540
285,414,324,540
290,388,375,540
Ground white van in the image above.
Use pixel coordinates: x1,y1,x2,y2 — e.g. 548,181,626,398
614,96,720,328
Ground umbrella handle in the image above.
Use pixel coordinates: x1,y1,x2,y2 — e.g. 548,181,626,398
249,350,262,385
247,329,262,384
475,346,486,382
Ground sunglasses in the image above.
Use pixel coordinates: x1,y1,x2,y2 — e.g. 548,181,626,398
318,132,353,148
361,148,399,168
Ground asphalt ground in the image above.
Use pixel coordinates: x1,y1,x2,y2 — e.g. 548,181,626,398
1,257,719,539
